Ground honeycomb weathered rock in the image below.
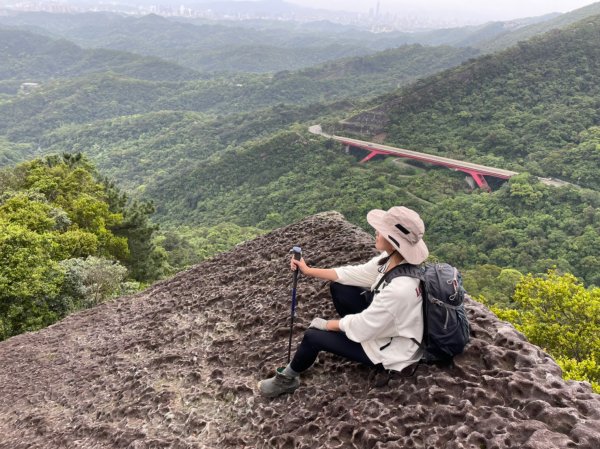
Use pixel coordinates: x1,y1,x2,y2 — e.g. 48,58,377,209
0,212,598,448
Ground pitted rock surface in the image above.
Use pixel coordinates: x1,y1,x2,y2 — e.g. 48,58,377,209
0,212,599,449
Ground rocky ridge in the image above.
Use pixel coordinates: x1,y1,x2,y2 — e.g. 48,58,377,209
0,212,599,448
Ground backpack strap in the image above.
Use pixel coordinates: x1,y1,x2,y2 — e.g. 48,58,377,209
381,264,429,354
372,263,428,352
372,263,422,294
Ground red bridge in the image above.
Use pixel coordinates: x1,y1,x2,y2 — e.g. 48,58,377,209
309,125,518,191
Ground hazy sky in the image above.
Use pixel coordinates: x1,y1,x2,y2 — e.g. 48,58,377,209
287,0,598,21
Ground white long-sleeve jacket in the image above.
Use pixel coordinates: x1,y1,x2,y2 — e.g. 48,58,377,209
335,253,424,372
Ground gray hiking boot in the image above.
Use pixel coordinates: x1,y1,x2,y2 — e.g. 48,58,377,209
258,367,300,398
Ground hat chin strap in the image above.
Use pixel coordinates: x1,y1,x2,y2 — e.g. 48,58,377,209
378,249,400,268
389,250,406,263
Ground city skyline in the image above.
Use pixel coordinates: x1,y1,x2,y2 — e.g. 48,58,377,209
1,0,599,28
288,0,598,21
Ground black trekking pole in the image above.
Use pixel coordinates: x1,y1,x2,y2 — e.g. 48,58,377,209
287,246,302,364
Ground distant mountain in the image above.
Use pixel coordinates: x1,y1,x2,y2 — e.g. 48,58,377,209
0,12,379,73
402,14,557,48
2,2,600,73
0,27,201,83
0,10,565,74
0,39,476,142
477,1,600,52
0,5,595,76
338,14,600,190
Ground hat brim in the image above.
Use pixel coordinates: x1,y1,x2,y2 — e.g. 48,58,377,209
367,209,429,265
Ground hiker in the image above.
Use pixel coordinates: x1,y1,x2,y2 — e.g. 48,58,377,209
259,206,429,397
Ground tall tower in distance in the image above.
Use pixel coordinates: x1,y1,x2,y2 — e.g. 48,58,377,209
376,1,381,17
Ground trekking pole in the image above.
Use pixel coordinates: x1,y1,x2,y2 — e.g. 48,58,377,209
287,246,302,364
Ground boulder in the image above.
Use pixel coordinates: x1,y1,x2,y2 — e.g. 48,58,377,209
0,212,598,448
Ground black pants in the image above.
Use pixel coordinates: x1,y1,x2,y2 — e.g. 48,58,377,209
330,282,372,317
290,282,376,373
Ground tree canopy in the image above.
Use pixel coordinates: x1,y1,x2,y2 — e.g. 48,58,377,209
491,271,600,392
0,154,164,340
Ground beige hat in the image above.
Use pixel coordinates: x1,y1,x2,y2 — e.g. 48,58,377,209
367,206,429,265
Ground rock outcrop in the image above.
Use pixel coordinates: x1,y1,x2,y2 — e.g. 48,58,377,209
1,212,599,448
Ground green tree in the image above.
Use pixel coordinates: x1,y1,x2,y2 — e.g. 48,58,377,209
0,154,164,340
464,264,522,307
104,179,167,281
60,256,128,309
492,270,599,392
0,220,63,339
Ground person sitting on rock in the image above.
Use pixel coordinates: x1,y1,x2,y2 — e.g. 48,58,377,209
258,206,429,398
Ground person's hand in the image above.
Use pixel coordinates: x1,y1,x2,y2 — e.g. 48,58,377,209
290,256,309,274
309,317,328,331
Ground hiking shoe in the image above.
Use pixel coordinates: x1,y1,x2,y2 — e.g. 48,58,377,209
258,368,300,398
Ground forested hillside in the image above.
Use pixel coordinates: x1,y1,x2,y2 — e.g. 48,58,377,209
337,14,600,190
0,154,164,340
128,13,600,288
0,27,201,83
38,103,348,191
1,13,598,284
477,1,600,52
0,29,475,172
0,41,474,138
0,8,584,73
144,124,600,284
0,9,598,387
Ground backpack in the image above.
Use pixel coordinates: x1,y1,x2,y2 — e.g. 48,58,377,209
379,262,471,363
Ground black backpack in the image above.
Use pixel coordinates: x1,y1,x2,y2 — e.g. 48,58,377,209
379,262,471,363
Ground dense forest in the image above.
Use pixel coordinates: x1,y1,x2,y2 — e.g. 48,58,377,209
145,128,600,287
342,16,600,190
0,154,164,339
0,36,475,133
0,28,201,82
0,11,528,72
0,8,598,389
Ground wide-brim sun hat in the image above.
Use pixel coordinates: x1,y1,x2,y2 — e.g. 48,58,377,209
367,206,429,265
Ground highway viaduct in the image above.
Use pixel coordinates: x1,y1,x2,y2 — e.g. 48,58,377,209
308,125,570,191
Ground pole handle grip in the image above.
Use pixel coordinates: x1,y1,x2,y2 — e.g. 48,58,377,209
292,246,302,260
291,246,302,286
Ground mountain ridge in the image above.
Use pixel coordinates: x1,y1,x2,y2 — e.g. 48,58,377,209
0,26,201,83
4,5,599,73
476,1,600,52
335,13,600,189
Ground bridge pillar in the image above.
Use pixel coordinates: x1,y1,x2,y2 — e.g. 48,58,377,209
359,150,385,163
465,176,476,190
462,170,491,192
